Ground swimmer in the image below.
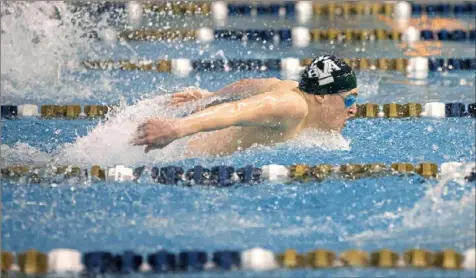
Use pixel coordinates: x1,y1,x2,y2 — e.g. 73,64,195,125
132,55,358,155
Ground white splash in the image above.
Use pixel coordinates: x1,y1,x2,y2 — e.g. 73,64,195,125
1,2,114,103
401,163,475,229
0,143,52,167
357,71,382,99
2,89,351,167
56,94,192,167
54,91,350,166
347,163,476,247
289,128,350,151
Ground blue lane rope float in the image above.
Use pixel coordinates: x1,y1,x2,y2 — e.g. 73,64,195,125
1,162,475,185
1,102,475,120
429,58,476,71
412,2,476,16
2,247,475,274
420,29,476,41
116,28,476,42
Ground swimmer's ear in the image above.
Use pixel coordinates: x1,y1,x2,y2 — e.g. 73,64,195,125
314,95,325,104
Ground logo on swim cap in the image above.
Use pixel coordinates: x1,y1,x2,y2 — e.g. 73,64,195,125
299,55,357,95
306,55,342,85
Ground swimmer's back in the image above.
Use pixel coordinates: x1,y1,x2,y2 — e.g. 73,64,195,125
186,84,308,156
204,78,299,108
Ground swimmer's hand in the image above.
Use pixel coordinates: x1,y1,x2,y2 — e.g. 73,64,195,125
132,118,182,153
170,90,213,106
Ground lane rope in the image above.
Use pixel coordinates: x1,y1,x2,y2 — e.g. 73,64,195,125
2,102,475,119
2,247,475,274
2,162,474,185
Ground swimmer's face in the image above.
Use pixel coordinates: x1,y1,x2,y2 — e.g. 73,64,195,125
317,89,358,131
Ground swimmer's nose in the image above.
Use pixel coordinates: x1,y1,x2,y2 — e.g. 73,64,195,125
347,104,357,119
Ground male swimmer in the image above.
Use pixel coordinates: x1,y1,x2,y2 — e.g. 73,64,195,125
132,55,358,155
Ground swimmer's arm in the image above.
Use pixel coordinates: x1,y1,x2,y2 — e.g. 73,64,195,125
176,92,305,137
171,79,278,106
171,79,256,102
213,78,282,100
213,79,258,95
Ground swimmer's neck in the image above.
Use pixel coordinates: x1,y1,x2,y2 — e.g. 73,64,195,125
293,88,327,130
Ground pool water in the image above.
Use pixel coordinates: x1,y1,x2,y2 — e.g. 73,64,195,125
1,2,475,277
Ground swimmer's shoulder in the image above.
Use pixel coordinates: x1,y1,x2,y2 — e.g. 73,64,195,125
274,79,299,88
233,78,296,91
264,87,308,118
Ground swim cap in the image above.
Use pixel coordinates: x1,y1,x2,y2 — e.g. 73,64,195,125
298,55,357,95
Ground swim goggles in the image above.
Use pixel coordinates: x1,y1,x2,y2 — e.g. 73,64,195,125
338,94,357,108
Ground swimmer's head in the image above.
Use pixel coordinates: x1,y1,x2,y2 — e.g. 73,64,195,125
299,55,358,131
299,55,357,95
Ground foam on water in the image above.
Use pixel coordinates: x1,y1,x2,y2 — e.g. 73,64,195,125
0,143,52,167
347,163,476,250
356,71,382,99
55,93,194,166
1,2,116,103
399,164,475,235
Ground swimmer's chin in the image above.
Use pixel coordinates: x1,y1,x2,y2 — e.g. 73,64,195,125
334,125,345,133
340,122,348,131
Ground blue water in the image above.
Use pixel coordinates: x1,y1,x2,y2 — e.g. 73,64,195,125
1,3,475,277
2,118,475,250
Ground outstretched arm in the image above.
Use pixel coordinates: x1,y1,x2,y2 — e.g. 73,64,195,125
213,78,281,97
170,89,213,105
178,91,300,135
133,91,306,153
170,78,281,106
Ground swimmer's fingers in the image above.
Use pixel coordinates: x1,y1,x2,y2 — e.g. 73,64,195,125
170,90,205,104
170,98,187,106
132,118,178,151
171,92,194,100
132,127,160,145
171,95,187,102
171,92,190,98
145,145,155,153
144,144,166,153
136,119,161,133
170,94,191,106
136,122,149,132
132,135,166,147
131,135,150,146
132,127,155,145
132,132,170,147
131,129,146,145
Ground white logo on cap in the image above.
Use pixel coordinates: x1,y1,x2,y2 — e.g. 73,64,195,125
307,56,341,85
